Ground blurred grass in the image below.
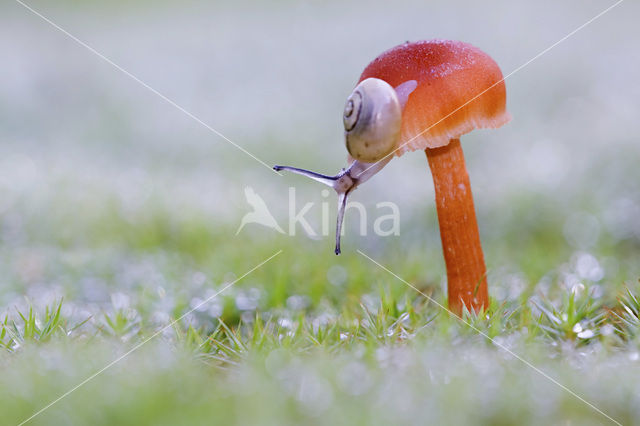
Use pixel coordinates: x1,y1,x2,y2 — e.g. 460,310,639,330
3,283,640,425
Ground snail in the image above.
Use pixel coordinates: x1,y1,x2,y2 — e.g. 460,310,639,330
274,78,418,254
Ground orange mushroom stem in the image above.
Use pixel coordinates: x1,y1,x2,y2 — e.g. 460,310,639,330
426,138,488,314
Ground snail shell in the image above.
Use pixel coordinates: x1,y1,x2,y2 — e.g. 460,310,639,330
343,78,402,163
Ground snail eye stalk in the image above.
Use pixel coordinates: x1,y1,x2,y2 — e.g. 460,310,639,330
272,165,340,187
334,191,349,254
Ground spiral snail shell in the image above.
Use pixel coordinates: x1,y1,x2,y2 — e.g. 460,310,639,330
343,78,403,163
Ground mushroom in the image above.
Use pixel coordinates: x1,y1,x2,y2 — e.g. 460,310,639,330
275,40,510,314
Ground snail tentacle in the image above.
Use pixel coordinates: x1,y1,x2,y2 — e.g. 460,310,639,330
272,165,341,187
273,158,391,254
334,191,349,254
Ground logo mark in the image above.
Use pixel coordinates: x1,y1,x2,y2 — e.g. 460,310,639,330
236,186,285,235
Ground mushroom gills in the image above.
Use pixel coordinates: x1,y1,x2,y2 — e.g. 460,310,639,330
273,157,391,254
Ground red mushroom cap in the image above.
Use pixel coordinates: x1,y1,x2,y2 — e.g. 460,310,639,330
359,40,511,154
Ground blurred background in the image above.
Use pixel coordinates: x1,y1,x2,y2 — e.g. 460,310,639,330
1,0,638,306
2,0,640,424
